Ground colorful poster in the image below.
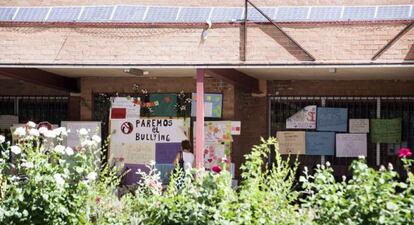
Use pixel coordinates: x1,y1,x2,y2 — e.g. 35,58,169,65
155,142,181,164
191,93,223,118
60,121,101,149
286,105,317,129
110,97,140,119
316,107,348,132
336,133,367,157
305,132,335,155
370,118,402,143
110,118,189,144
204,121,233,143
349,119,370,133
149,93,177,117
276,131,306,155
203,142,230,169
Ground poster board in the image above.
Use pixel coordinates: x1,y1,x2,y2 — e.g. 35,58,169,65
203,142,230,169
370,118,401,143
349,119,369,133
276,131,305,155
110,97,140,119
305,132,335,155
286,105,317,129
191,93,223,118
336,133,367,157
317,107,348,132
149,94,177,117
61,121,101,149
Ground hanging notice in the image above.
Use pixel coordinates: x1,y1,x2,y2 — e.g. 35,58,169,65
191,93,223,118
349,119,369,133
110,118,189,144
305,132,335,155
110,97,140,119
276,131,305,155
60,121,101,149
0,115,18,129
370,118,402,143
336,133,367,157
149,94,177,117
286,105,317,129
317,107,348,132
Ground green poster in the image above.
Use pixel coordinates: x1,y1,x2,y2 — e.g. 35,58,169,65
149,94,177,117
370,118,401,143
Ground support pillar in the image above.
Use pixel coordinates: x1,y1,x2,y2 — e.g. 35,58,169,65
195,69,205,169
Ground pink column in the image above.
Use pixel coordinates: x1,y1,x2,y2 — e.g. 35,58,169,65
195,69,205,169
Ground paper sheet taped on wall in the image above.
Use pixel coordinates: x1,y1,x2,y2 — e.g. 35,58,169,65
286,105,316,129
336,133,367,157
317,107,348,132
370,118,401,143
349,119,369,133
305,132,335,155
276,131,305,155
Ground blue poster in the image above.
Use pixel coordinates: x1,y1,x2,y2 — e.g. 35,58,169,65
191,93,222,118
305,132,335,155
316,107,348,132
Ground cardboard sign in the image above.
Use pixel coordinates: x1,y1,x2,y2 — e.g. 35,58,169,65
149,94,177,117
110,118,189,144
317,107,348,132
60,121,101,148
305,132,335,155
286,105,317,129
349,119,370,133
276,131,305,155
110,97,140,119
336,133,367,157
191,93,223,118
370,118,402,143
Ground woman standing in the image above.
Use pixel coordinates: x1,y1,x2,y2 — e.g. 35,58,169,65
174,140,195,171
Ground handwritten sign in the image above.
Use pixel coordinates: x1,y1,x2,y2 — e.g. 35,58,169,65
305,132,335,155
370,118,402,143
276,131,305,155
336,133,367,157
110,118,189,144
349,119,369,133
317,107,348,132
286,105,317,129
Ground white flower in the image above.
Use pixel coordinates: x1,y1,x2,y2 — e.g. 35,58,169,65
326,161,331,167
92,135,101,144
0,135,5,144
26,121,36,128
21,162,33,169
53,127,68,136
149,160,156,166
87,172,97,181
11,146,22,155
81,140,96,147
78,128,88,136
38,127,48,135
54,145,65,154
65,147,74,156
358,155,365,160
388,163,394,171
53,173,65,187
29,129,40,137
43,130,56,138
14,127,26,137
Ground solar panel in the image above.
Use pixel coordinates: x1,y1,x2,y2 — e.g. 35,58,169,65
210,7,243,22
112,5,147,22
177,7,211,22
46,7,81,22
309,7,342,21
342,6,375,20
14,7,49,21
376,6,410,20
144,7,178,22
78,6,114,21
247,7,275,22
0,7,17,21
275,7,309,21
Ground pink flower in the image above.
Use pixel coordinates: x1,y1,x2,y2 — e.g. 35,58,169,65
398,148,412,158
211,165,222,173
95,196,101,204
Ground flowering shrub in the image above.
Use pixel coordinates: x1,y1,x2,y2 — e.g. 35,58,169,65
300,151,414,225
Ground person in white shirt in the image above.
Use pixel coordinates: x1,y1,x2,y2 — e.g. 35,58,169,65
174,140,195,171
